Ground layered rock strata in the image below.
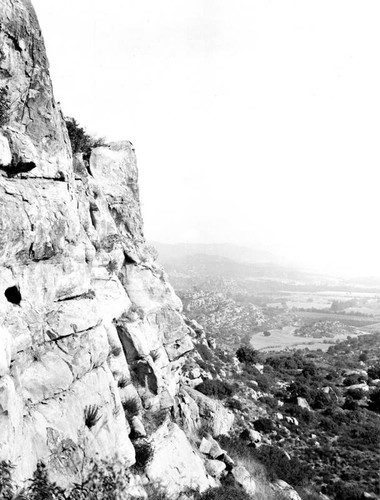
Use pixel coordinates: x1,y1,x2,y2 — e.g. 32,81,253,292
0,0,219,492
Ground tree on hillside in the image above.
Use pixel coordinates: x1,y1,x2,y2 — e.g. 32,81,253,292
236,346,261,364
368,388,380,413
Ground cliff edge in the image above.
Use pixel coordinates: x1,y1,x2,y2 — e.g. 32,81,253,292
0,1,221,494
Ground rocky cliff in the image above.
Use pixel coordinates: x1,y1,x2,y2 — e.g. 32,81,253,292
0,1,228,494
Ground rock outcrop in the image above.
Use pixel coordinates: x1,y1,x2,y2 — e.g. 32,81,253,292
0,0,214,493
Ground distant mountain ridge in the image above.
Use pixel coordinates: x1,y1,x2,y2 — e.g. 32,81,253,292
151,241,277,265
163,253,307,281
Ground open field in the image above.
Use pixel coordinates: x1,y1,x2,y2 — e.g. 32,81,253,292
282,290,380,309
295,311,380,327
250,325,373,352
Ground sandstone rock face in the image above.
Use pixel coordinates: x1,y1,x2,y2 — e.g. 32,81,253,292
0,0,201,492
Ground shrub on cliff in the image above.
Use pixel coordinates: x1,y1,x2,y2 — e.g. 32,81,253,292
132,440,155,471
70,459,131,500
195,379,234,399
26,462,65,500
84,404,102,428
243,364,272,392
0,88,10,127
325,480,363,500
251,445,312,487
368,363,380,380
218,436,312,490
368,388,380,412
195,342,214,361
0,461,15,500
65,117,106,156
253,417,274,434
346,387,365,400
195,483,251,500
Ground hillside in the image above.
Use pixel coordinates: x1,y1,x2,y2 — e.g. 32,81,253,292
187,333,380,500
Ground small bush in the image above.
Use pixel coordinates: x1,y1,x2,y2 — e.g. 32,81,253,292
143,483,171,500
195,483,251,500
325,480,363,500
368,388,380,412
70,458,131,500
111,345,122,357
65,118,92,156
368,363,380,380
253,418,274,434
84,405,102,428
112,405,121,418
251,445,312,487
195,379,234,399
226,398,244,411
133,440,154,471
26,462,65,500
143,409,169,435
311,390,331,410
150,349,160,362
346,387,365,400
65,117,107,157
343,374,365,387
283,404,315,426
106,259,118,275
122,397,140,417
0,461,15,500
195,343,214,361
82,289,96,300
258,395,278,409
343,396,359,411
31,346,43,362
118,376,129,389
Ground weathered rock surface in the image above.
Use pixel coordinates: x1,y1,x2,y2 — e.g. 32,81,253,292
232,465,256,496
147,422,216,496
240,428,262,444
0,0,206,493
271,480,302,500
205,459,226,478
186,387,234,437
297,397,311,411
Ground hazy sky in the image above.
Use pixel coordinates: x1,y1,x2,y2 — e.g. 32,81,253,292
33,0,380,277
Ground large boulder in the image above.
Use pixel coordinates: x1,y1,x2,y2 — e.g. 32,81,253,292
271,480,302,500
147,422,216,496
186,387,234,436
232,465,256,496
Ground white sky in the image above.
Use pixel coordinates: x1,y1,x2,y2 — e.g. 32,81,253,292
33,0,380,277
